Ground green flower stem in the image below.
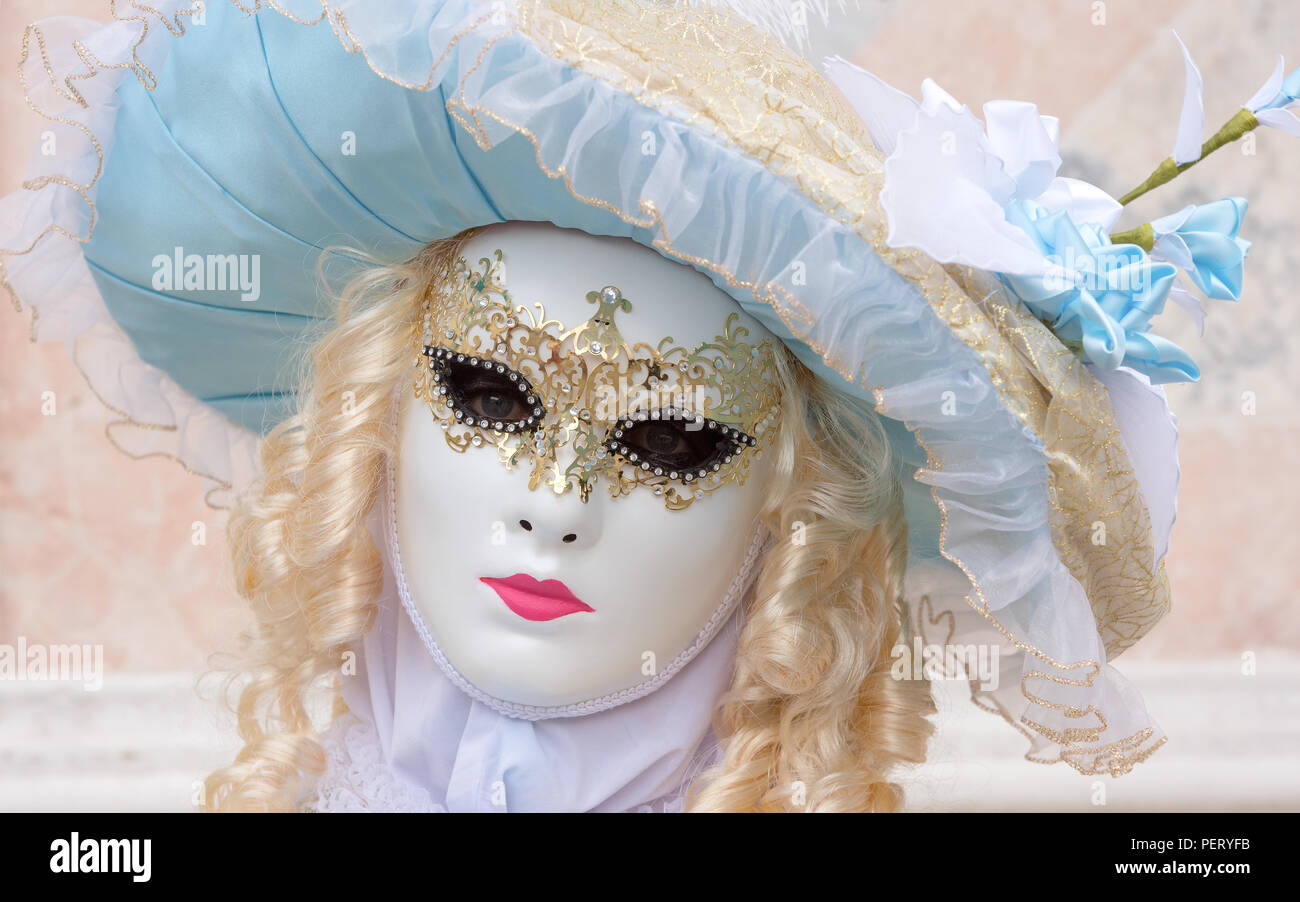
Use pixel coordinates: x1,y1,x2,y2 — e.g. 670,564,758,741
1117,107,1259,206
1109,222,1155,251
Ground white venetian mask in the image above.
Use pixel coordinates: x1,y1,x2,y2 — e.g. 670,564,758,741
393,221,783,711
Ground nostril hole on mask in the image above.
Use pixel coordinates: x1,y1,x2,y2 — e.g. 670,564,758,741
562,533,577,543
519,520,532,531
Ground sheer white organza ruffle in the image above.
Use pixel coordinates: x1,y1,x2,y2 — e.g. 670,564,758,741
1,5,263,506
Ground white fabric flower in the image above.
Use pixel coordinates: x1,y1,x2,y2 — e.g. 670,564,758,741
823,56,1119,277
1171,30,1206,165
1172,35,1300,152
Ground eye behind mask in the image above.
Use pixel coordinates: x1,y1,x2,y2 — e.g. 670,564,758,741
605,409,756,483
424,346,543,432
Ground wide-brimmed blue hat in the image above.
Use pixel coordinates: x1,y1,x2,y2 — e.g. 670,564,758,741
7,0,1266,777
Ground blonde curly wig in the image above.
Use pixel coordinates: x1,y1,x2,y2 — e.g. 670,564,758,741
204,229,934,812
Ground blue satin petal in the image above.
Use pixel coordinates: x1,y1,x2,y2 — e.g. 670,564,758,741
1000,199,1199,383
1165,197,1249,300
1073,295,1127,370
1119,331,1201,385
1257,67,1300,111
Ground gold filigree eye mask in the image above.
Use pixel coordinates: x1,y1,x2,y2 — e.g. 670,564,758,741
414,249,783,510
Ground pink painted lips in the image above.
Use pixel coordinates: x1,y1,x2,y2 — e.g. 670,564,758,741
479,573,594,621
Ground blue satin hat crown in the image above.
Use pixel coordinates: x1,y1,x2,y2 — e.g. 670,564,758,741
86,3,541,432
84,0,888,435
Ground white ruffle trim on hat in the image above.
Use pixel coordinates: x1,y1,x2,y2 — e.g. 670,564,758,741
1,4,262,507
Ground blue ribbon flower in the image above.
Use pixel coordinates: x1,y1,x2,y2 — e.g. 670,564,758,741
1149,197,1250,301
1253,65,1300,111
999,200,1198,384
1244,58,1300,137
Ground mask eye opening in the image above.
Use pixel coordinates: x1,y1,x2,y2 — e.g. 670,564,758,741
423,344,543,433
601,405,757,484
